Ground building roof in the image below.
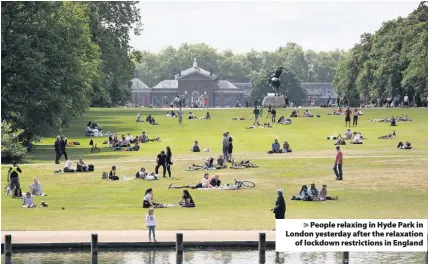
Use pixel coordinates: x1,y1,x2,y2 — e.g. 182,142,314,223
131,78,150,90
217,80,238,89
152,80,178,89
222,76,251,83
175,58,217,80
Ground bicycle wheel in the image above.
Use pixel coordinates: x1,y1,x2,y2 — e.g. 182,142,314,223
241,181,255,188
4,184,10,196
184,167,194,171
95,148,101,153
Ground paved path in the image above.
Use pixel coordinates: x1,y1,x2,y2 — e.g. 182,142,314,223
1,230,275,244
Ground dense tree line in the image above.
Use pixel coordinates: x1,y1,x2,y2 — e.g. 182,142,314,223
1,1,142,154
334,2,428,106
135,43,346,85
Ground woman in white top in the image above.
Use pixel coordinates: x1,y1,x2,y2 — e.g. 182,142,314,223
64,157,75,172
142,189,164,208
195,173,212,189
29,177,45,196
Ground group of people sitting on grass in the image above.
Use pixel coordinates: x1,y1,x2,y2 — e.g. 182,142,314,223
169,174,244,190
185,156,228,170
326,129,366,145
370,116,413,125
290,110,320,118
291,183,338,201
22,192,48,209
106,132,161,150
146,115,159,125
55,157,94,173
85,121,103,136
142,188,196,208
268,139,292,153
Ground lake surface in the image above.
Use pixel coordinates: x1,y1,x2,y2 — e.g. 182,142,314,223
2,250,425,264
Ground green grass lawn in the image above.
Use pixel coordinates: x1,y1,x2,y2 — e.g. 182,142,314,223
2,107,428,231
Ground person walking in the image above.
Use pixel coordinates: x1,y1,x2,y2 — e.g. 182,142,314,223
333,146,343,180
344,107,351,127
353,108,359,127
271,108,277,123
177,107,183,125
272,189,286,220
165,146,172,179
54,136,62,164
8,161,22,197
227,132,233,162
145,208,157,242
155,150,167,177
60,135,68,161
253,106,260,125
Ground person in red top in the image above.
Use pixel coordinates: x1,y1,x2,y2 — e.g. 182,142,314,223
344,107,352,127
333,146,343,180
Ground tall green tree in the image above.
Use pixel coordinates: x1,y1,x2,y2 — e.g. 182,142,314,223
1,2,100,141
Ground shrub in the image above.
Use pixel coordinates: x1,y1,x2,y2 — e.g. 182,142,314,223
1,121,27,162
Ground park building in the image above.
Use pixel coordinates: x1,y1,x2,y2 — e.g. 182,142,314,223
131,59,245,107
301,83,337,106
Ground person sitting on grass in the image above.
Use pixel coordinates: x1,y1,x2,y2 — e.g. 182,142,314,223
307,183,319,199
64,157,75,172
29,177,46,196
136,113,143,122
290,110,299,117
128,142,140,151
397,141,412,149
109,166,120,180
210,175,221,187
140,131,148,143
378,130,396,139
146,114,153,123
121,137,131,147
178,190,196,207
188,112,196,119
334,134,346,146
149,117,159,125
270,139,281,153
167,110,176,118
304,109,314,117
318,184,338,201
76,157,88,172
282,141,292,153
22,192,36,208
217,155,225,167
135,168,148,179
350,132,363,144
204,157,215,169
143,188,165,208
390,117,397,126
291,185,311,201
191,141,201,152
200,112,211,120
195,173,213,189
344,129,352,139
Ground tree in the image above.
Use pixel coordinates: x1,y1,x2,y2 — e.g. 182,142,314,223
1,121,27,162
1,2,100,141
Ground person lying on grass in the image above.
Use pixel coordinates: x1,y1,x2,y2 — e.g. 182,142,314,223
378,130,396,139
22,192,36,208
190,141,201,152
232,117,252,120
334,135,346,146
29,177,46,196
397,141,412,149
127,142,140,151
277,116,292,125
178,190,196,207
135,168,148,179
167,111,176,118
263,122,273,128
210,175,221,187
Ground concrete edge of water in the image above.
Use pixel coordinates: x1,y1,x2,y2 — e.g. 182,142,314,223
1,241,276,253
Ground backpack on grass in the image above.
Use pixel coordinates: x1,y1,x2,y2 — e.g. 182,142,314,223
88,164,94,172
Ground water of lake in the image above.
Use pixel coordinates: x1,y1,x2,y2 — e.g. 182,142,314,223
3,250,425,264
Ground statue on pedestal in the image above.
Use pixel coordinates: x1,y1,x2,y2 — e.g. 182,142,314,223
268,67,284,96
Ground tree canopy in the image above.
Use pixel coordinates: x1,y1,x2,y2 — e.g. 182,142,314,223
1,1,142,145
333,1,428,106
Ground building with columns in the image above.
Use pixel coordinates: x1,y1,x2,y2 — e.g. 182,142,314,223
131,59,245,107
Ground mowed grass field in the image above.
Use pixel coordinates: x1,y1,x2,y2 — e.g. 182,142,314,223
1,107,428,231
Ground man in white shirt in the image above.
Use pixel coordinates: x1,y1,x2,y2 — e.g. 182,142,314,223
126,133,133,142
403,95,409,107
64,158,74,172
195,173,212,188
344,129,352,139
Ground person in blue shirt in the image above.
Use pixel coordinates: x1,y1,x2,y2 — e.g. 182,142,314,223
272,139,281,153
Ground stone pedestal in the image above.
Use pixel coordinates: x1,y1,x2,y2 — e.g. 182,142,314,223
262,95,285,108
